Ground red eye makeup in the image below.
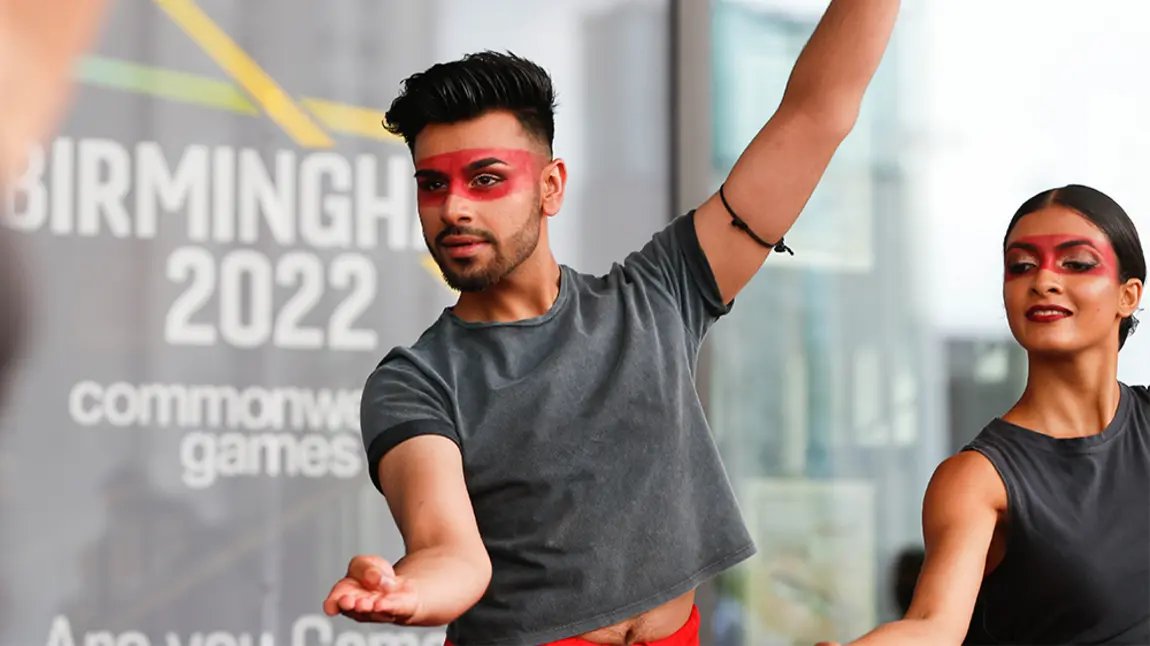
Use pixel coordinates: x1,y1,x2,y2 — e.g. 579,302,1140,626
413,148,542,208
1004,234,1117,281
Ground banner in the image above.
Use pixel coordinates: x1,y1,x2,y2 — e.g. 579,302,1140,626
0,2,672,646
1,1,449,644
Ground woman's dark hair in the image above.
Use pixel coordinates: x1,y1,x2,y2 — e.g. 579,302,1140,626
1003,184,1146,349
384,51,557,153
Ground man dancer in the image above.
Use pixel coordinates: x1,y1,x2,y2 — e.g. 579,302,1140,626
324,1,900,644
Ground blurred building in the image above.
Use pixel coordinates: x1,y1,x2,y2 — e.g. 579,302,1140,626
690,2,935,643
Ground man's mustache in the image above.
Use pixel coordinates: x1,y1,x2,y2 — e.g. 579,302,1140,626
436,227,497,246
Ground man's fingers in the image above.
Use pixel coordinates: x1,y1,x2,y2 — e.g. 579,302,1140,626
373,595,396,614
322,579,357,615
347,555,396,588
326,559,403,620
342,609,397,624
374,588,419,620
328,586,372,611
323,587,416,624
355,594,380,614
336,591,373,613
377,576,402,593
323,578,362,612
346,554,381,578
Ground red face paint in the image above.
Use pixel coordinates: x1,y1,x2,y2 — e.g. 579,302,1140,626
413,148,542,208
1004,234,1118,282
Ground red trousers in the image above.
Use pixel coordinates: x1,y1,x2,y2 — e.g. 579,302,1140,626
445,605,700,646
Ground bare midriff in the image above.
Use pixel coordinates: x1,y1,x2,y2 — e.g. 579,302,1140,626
576,590,696,645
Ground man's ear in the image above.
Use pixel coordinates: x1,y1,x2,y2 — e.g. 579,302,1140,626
541,158,567,217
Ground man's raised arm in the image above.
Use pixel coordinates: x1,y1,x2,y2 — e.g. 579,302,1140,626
694,0,900,303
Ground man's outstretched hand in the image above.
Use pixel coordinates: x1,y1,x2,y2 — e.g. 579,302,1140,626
324,555,421,624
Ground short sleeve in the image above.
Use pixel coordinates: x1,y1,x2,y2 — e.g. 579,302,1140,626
622,211,732,343
360,353,458,494
1129,383,1150,410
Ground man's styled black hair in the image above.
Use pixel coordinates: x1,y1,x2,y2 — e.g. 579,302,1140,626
383,50,557,153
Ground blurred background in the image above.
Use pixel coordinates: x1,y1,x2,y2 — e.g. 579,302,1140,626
3,1,1150,645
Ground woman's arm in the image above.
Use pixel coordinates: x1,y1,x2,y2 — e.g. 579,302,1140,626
825,451,1007,646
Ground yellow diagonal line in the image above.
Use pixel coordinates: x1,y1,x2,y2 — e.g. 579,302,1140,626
153,0,335,149
301,98,403,143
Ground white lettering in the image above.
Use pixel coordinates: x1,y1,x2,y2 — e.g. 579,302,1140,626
45,617,151,646
333,634,365,646
329,435,362,479
135,142,210,241
289,616,442,646
286,387,358,432
163,633,270,646
254,432,294,477
410,210,423,251
166,247,218,346
48,623,437,646
237,386,276,430
46,616,76,646
84,632,115,646
118,633,149,646
300,153,353,248
213,146,236,243
165,248,378,352
274,252,325,350
296,434,330,478
77,139,131,238
135,383,189,427
239,149,295,246
218,250,274,348
104,382,140,428
192,385,236,429
329,254,378,351
178,431,362,489
164,632,199,646
356,155,411,251
51,138,76,234
13,137,422,252
291,615,330,646
69,381,103,426
202,632,234,646
67,381,359,432
6,143,47,232
179,431,216,489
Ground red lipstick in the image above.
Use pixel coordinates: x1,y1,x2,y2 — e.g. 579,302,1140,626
1025,305,1072,322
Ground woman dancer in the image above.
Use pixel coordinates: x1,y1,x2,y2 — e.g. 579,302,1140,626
827,184,1149,645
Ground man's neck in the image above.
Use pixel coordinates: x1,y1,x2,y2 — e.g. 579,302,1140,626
451,254,562,323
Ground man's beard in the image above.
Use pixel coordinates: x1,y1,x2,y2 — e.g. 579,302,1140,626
431,210,542,293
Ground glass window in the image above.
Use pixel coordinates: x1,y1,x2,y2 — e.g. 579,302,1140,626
701,2,1150,645
705,2,934,644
